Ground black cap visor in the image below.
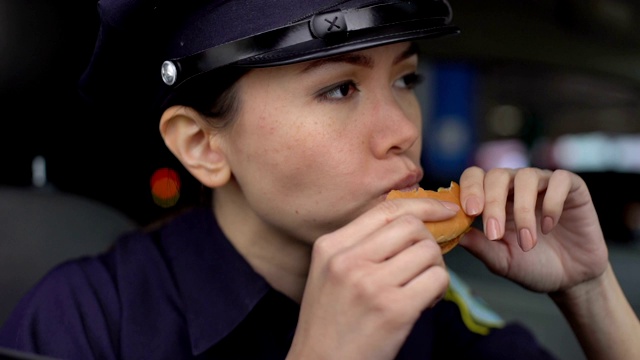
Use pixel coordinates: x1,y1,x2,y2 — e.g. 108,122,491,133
162,1,459,89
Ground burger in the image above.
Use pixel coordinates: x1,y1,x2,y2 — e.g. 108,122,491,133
386,181,476,254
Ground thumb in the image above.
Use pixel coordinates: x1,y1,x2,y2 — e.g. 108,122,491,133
458,228,510,274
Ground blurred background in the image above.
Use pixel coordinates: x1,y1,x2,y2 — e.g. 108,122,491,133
1,0,639,359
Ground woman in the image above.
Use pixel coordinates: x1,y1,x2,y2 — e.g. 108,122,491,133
1,0,638,359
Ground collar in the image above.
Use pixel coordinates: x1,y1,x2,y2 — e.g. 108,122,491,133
158,208,271,355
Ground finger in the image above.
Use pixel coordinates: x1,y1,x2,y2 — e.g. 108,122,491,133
512,168,550,251
482,168,517,241
459,166,486,217
333,197,458,250
399,260,449,309
540,169,574,234
379,238,443,287
356,214,435,263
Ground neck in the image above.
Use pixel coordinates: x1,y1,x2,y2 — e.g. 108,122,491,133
213,182,312,303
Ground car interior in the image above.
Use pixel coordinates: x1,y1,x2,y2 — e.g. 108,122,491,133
2,1,640,359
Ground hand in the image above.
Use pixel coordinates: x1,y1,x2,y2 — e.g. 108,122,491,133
288,197,456,360
457,166,609,294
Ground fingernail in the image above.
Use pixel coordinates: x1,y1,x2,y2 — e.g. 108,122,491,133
518,228,535,252
464,196,481,216
542,216,554,234
486,218,500,240
441,201,460,212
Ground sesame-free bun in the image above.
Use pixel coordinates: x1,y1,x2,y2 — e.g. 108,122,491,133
386,181,475,254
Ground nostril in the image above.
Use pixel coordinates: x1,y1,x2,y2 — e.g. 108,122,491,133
372,117,420,158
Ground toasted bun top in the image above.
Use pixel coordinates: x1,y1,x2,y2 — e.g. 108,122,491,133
386,181,475,252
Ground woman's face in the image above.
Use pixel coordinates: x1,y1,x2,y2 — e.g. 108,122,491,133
221,42,424,242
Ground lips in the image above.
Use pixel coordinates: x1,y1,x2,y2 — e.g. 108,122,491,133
387,169,423,194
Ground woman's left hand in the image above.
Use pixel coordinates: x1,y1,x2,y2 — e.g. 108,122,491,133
457,166,609,293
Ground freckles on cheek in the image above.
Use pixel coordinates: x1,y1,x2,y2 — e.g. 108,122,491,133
258,114,278,135
247,115,301,169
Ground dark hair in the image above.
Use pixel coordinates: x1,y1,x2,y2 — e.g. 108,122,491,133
161,67,250,128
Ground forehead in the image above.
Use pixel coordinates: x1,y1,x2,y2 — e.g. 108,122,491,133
298,42,420,73
242,42,419,83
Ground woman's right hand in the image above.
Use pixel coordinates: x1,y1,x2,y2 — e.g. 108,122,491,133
287,197,458,360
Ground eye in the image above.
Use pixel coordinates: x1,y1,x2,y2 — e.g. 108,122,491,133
394,72,424,90
318,81,359,101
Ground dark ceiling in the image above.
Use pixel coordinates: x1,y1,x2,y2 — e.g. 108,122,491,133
430,0,640,85
418,0,640,138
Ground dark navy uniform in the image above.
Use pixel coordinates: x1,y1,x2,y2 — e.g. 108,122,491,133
0,208,556,359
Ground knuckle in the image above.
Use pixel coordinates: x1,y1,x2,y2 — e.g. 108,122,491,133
516,167,538,179
514,204,534,216
312,234,335,258
417,238,440,256
552,168,572,182
324,251,354,279
486,168,511,184
430,267,450,293
467,165,485,174
398,214,425,229
312,235,356,278
377,199,403,221
484,196,503,207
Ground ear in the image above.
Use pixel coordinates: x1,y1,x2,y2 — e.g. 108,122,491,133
159,106,231,188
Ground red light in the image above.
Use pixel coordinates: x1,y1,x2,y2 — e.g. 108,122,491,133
150,168,181,208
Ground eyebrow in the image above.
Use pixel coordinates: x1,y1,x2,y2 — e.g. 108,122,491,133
299,42,420,73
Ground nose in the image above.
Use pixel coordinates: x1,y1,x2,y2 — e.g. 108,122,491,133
367,90,422,158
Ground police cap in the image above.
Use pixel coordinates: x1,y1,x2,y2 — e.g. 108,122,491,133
79,0,459,115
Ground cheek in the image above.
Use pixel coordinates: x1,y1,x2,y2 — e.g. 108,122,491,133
229,107,330,186
236,115,366,219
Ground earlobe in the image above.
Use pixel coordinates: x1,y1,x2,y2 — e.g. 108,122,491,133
159,106,231,188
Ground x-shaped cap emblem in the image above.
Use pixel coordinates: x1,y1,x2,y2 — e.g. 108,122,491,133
310,10,347,39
